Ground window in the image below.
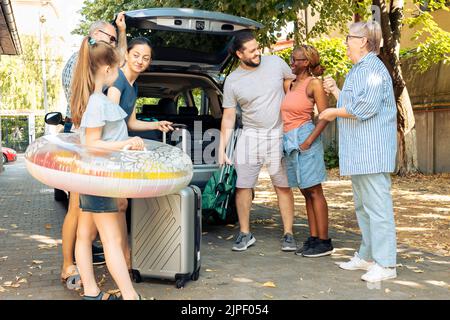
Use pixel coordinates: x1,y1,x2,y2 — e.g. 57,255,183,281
135,97,160,113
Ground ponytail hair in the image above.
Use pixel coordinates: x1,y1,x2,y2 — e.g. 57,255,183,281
293,45,325,77
70,37,119,127
350,20,382,54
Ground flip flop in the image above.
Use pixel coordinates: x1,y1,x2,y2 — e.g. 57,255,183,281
61,266,82,290
83,291,121,300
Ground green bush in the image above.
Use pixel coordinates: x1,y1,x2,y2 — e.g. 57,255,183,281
323,143,339,169
273,37,352,79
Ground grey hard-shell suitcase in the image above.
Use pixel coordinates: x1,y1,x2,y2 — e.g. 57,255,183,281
130,125,201,288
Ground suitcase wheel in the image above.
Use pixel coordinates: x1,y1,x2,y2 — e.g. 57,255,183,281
131,269,142,283
175,279,185,289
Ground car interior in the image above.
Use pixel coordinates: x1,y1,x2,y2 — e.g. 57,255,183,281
132,72,224,165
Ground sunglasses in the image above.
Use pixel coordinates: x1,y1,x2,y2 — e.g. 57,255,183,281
346,35,365,43
98,30,117,44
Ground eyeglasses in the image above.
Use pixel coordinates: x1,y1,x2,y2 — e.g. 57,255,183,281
346,35,365,43
98,30,117,44
290,57,307,63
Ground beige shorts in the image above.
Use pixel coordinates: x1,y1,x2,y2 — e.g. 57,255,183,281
233,133,289,188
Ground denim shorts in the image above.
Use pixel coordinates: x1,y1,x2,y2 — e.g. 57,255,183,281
79,194,118,213
282,122,327,189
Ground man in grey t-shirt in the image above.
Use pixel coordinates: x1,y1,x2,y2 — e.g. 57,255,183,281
219,31,297,252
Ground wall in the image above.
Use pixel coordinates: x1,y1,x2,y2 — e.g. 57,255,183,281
402,57,450,174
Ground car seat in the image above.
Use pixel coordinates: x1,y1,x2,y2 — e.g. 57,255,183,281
178,106,198,116
158,98,177,115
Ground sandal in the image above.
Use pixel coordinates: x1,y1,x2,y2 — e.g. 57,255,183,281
61,266,82,290
83,291,121,300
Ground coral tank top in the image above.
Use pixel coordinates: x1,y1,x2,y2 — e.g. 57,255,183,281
281,77,314,133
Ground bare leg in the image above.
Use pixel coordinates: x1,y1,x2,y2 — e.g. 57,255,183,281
74,211,98,296
93,213,138,300
117,198,131,270
301,184,329,239
300,188,318,237
235,188,253,234
274,186,295,235
61,192,80,278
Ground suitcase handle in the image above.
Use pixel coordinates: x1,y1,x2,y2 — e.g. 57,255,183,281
162,124,189,153
171,123,188,130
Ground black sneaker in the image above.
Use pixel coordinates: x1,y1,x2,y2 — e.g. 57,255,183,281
295,236,318,256
302,238,334,257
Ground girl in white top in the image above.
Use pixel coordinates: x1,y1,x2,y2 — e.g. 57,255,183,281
70,36,144,300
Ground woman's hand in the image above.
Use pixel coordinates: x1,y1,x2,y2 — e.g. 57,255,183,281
156,121,174,133
299,141,311,152
323,76,338,96
319,108,338,122
127,136,145,151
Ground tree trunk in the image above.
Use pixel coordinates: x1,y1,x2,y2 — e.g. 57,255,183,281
373,0,419,175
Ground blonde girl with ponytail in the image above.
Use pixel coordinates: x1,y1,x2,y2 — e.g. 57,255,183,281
71,36,144,300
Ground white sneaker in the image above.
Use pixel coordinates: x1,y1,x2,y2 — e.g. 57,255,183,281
361,263,397,282
338,252,375,271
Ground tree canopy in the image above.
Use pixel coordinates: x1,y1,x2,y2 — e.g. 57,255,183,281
0,36,62,112
74,0,449,71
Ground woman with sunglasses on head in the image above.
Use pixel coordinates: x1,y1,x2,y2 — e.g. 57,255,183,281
321,21,397,283
280,45,333,258
107,37,174,270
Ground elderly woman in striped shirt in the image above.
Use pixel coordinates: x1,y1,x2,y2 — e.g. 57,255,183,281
320,20,398,283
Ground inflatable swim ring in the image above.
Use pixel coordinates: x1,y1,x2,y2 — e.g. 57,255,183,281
25,133,193,198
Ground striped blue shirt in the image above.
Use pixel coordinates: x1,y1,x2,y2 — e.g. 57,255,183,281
62,52,78,118
337,52,397,176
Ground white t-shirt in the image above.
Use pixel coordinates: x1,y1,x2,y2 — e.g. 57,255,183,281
222,55,294,138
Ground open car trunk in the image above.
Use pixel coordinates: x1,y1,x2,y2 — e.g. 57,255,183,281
131,72,223,188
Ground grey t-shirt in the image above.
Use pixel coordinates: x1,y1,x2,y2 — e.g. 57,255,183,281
80,93,129,145
222,55,294,137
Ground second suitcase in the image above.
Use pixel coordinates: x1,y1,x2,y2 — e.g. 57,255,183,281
130,185,201,288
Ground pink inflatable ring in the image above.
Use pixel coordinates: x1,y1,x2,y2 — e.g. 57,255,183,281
25,133,193,198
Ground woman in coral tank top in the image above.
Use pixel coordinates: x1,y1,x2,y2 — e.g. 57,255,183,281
280,45,333,258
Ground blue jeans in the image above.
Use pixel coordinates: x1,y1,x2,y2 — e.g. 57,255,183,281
351,173,397,267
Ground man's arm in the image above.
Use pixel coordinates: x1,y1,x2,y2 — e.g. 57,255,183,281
115,12,127,66
219,107,236,165
283,79,293,94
